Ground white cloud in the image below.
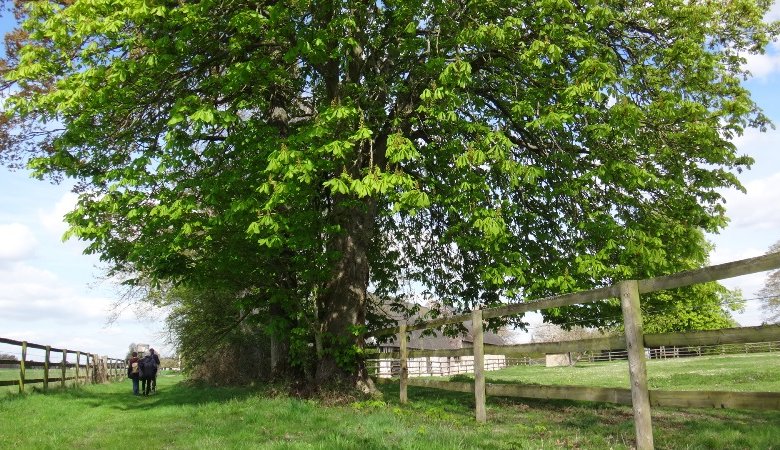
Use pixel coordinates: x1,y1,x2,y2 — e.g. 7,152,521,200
741,40,780,80
722,172,780,231
0,258,173,356
0,262,110,321
730,124,778,155
0,223,38,262
37,192,78,237
743,51,780,79
767,0,780,22
709,244,765,266
702,246,771,326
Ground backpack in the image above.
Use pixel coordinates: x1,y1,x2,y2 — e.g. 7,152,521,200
131,361,139,375
140,355,157,378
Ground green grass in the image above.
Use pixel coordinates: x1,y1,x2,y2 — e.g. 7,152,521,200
482,353,780,392
1,362,779,449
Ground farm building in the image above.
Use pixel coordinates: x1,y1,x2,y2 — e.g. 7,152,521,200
367,299,509,378
134,343,150,357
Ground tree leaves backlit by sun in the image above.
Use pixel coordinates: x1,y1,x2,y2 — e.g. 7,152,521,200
1,0,777,384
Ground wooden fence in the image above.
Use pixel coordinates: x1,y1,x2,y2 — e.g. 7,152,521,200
0,337,127,394
365,251,780,450
367,339,780,376
366,353,510,378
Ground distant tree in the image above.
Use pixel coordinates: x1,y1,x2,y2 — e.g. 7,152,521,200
547,232,746,333
0,352,19,362
158,357,179,371
531,324,608,343
125,343,137,360
758,240,780,324
640,283,743,334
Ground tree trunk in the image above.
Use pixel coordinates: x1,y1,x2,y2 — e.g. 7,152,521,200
267,302,291,379
315,198,376,392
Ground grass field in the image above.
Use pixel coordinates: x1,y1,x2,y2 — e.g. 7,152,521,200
482,353,780,392
1,354,779,449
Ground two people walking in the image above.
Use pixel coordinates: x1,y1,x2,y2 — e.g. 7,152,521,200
127,348,160,396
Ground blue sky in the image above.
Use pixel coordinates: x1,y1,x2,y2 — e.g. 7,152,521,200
1,6,779,357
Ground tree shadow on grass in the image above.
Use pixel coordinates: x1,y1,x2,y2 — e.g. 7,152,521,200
6,376,780,449
2,376,269,412
376,381,780,449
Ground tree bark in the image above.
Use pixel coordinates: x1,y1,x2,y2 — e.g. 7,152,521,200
315,197,376,391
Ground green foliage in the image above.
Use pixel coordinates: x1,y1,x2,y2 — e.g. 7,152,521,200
321,325,370,373
640,283,743,333
1,0,778,379
162,285,278,384
449,374,474,383
350,399,387,410
547,232,745,333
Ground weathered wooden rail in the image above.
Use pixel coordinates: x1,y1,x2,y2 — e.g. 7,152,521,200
0,337,127,393
365,251,780,450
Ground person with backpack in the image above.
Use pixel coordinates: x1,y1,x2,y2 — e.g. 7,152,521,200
139,353,158,395
127,352,140,395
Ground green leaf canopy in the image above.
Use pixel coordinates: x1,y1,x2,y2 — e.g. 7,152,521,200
1,0,776,381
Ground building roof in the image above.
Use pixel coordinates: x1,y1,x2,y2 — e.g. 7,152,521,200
369,297,507,349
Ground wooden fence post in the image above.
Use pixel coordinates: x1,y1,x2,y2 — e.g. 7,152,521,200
19,341,27,394
44,345,50,392
399,322,408,404
61,349,67,388
620,280,654,450
76,352,80,386
472,309,487,423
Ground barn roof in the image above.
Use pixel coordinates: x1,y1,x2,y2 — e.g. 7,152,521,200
368,296,507,349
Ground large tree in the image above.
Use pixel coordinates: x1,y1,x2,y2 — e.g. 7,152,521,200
1,0,777,387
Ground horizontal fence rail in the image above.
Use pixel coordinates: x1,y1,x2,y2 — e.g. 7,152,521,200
370,324,780,359
368,252,780,338
376,379,780,410
0,337,127,393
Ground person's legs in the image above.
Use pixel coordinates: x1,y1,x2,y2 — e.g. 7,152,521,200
132,377,139,395
152,375,157,393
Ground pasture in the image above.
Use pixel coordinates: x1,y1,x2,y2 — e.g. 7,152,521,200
1,353,779,449
483,353,780,392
